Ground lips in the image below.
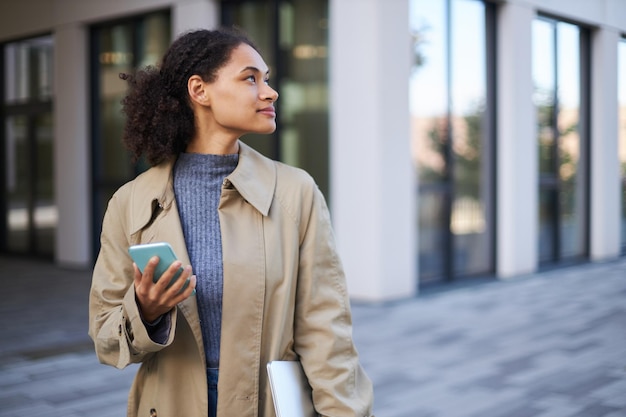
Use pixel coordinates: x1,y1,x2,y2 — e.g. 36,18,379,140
258,106,276,117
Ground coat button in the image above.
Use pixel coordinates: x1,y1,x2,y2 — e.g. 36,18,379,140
150,408,157,417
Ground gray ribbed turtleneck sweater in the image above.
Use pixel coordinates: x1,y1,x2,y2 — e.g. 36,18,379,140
174,152,239,369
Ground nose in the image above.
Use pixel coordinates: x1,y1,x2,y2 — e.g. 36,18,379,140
262,84,279,102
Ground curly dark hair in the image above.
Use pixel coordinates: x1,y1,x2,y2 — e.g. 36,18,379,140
119,28,257,166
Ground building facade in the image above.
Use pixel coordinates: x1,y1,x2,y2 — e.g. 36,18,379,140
1,0,625,302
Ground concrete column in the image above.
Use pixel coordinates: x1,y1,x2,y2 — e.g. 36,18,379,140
590,27,621,260
172,0,219,36
496,3,537,277
329,0,416,301
53,23,90,267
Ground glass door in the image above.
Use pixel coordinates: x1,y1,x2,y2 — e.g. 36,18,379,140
2,36,55,258
221,0,330,198
532,17,590,264
90,10,171,255
410,0,496,284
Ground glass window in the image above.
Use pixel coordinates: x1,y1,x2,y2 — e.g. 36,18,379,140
533,19,556,178
34,112,55,254
4,37,53,103
221,0,330,198
222,1,279,161
2,35,55,258
533,19,558,261
533,17,588,264
618,38,626,250
91,11,170,253
410,0,495,284
97,23,134,184
5,115,29,252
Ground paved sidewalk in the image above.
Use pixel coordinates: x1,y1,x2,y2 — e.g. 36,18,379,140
0,255,625,417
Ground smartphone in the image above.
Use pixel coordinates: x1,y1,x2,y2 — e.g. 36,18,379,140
128,242,186,289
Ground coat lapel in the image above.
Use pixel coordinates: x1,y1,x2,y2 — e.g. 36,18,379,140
129,158,205,368
217,142,277,414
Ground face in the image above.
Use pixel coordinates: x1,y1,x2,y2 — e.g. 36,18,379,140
200,43,279,139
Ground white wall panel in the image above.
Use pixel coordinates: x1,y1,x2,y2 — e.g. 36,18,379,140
53,23,90,267
590,27,621,260
330,0,416,301
496,2,537,277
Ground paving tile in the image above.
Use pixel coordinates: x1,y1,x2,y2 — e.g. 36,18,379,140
569,402,624,417
534,393,586,412
603,410,626,417
2,256,626,417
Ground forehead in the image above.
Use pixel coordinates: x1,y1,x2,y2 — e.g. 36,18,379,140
224,43,269,73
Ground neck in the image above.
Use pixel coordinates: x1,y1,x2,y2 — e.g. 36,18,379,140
188,102,242,154
186,137,240,155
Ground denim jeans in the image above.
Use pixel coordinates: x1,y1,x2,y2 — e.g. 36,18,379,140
208,368,219,417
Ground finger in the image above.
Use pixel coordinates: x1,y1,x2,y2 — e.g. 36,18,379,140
142,256,160,286
173,274,197,304
187,274,197,296
167,264,192,295
154,260,183,291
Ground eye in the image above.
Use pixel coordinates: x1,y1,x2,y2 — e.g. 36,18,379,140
245,74,256,83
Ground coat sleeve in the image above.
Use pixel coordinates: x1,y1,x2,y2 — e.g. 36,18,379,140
88,189,177,370
293,181,375,417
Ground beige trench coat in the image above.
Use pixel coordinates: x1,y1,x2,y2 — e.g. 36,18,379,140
88,142,374,417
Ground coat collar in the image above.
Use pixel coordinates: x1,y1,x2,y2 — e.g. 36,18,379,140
227,141,276,217
129,141,276,235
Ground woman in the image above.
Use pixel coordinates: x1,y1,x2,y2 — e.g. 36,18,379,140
89,28,374,417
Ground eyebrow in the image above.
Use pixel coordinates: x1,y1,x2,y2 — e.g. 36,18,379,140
240,66,270,76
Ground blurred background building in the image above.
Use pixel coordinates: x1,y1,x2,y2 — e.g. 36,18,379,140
0,0,624,302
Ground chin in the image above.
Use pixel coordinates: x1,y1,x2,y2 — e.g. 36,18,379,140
258,124,277,134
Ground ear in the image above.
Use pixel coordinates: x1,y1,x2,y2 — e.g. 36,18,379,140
188,75,210,106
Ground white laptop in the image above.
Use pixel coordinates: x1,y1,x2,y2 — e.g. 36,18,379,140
266,361,317,417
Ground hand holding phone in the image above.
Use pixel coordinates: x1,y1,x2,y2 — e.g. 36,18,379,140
128,242,185,288
128,242,195,323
